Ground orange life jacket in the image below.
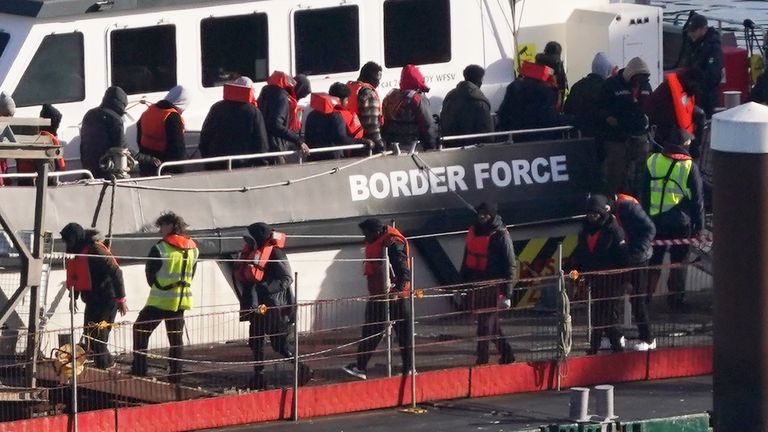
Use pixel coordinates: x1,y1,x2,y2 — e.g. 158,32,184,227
666,72,696,134
613,193,640,232
464,226,492,271
65,242,118,292
310,93,338,114
347,81,384,126
223,82,257,106
267,71,302,132
311,93,364,139
235,232,287,284
363,226,410,295
139,104,186,153
17,131,65,173
519,61,558,88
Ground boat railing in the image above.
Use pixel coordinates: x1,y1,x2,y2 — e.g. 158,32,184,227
439,125,577,148
157,143,368,176
0,169,95,181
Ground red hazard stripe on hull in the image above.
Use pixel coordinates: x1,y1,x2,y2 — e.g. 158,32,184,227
0,346,713,432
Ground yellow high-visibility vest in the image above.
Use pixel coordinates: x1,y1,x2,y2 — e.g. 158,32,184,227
646,153,693,217
146,240,198,312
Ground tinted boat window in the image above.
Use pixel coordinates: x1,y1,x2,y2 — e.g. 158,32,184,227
384,0,451,67
201,13,269,87
294,6,359,75
0,33,8,60
111,25,177,94
14,32,85,107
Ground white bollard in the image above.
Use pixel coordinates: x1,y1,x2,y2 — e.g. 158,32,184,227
569,387,590,422
723,91,742,110
594,384,616,420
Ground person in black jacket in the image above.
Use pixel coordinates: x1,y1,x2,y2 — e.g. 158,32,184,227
61,223,127,369
459,202,517,365
382,64,438,150
543,41,568,106
678,14,723,118
305,82,370,161
573,195,626,354
497,55,566,142
641,128,705,312
235,223,311,390
80,86,158,179
137,85,189,176
596,57,653,196
440,65,494,147
199,77,269,170
611,193,657,350
257,72,311,162
564,52,616,137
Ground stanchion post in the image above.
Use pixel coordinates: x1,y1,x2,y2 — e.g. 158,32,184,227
556,242,563,392
383,250,393,378
67,255,78,432
292,272,299,422
409,257,417,409
587,285,593,347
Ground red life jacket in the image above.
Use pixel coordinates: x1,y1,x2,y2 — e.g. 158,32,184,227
336,107,364,139
311,93,364,139
17,131,65,173
310,93,338,114
666,72,696,134
464,226,492,271
363,226,410,295
235,231,287,283
347,81,384,126
65,242,118,291
613,193,640,231
267,71,302,132
139,104,186,153
519,61,558,88
586,231,602,254
223,82,257,106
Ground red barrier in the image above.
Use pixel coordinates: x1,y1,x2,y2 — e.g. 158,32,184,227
0,347,713,432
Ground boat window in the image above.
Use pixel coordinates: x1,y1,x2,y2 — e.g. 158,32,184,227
201,13,269,87
384,0,451,67
111,25,177,94
13,32,85,107
0,32,8,60
294,6,360,76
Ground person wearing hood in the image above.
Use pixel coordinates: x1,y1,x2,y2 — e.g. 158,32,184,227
343,218,412,380
347,62,385,152
381,64,437,150
572,194,627,354
677,14,723,118
644,67,706,156
459,202,517,365
137,85,190,176
257,71,311,162
61,222,127,369
233,222,311,389
596,57,653,196
80,86,158,179
641,128,704,312
440,65,494,147
131,212,198,383
564,52,617,137
199,77,269,170
305,82,369,161
497,54,566,142
544,41,568,102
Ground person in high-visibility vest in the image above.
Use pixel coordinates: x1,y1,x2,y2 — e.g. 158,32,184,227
234,222,311,390
459,202,517,365
343,218,412,380
641,128,704,312
61,222,127,369
131,212,198,383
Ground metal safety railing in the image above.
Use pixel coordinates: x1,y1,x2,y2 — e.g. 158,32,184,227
439,126,577,147
0,249,713,425
0,169,95,181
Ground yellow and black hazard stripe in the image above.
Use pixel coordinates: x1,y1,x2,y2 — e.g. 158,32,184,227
512,235,577,309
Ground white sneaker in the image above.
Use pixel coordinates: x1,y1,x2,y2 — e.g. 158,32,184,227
633,339,657,351
619,336,626,348
342,364,367,380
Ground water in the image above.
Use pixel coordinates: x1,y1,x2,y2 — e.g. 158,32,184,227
657,0,768,34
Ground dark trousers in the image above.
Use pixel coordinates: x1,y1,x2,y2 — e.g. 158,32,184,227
356,298,412,372
249,308,294,375
83,301,117,369
601,136,649,196
626,265,653,342
649,224,691,309
475,311,514,364
589,274,624,353
132,306,185,380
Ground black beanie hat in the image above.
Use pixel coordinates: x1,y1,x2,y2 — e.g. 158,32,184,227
358,218,384,233
247,222,273,247
476,202,498,218
586,194,610,216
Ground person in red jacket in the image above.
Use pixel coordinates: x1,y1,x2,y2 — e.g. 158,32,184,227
343,218,412,380
61,223,127,369
382,64,437,150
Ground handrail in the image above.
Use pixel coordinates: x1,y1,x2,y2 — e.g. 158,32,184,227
158,150,294,175
0,169,95,181
440,125,575,143
298,143,367,164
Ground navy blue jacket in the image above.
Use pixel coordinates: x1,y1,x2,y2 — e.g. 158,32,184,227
497,77,563,141
613,196,656,264
596,70,652,141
